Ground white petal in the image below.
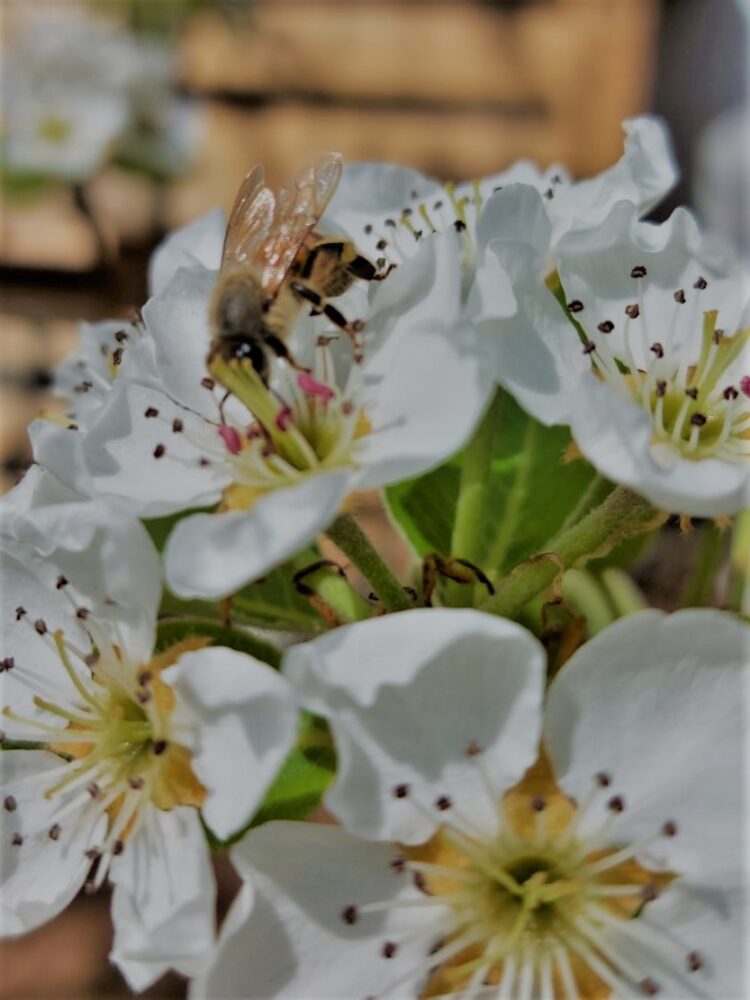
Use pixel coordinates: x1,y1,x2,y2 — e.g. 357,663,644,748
0,751,104,937
81,381,227,517
283,609,545,843
545,609,749,886
477,184,552,268
164,469,351,598
148,209,225,296
569,378,750,516
109,806,216,991
194,821,445,1000
29,417,98,500
164,647,297,840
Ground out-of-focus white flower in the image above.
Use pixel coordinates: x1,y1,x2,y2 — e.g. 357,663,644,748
484,191,749,516
32,214,493,598
0,483,297,990
196,608,748,1000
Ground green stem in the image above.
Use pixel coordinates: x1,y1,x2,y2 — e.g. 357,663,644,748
444,391,501,606
326,513,413,613
558,473,613,534
728,510,750,614
485,416,538,578
680,525,729,608
600,567,647,618
480,487,663,620
561,569,615,635
306,567,372,624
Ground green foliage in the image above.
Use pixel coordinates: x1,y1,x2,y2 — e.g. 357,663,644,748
385,391,596,578
155,616,281,668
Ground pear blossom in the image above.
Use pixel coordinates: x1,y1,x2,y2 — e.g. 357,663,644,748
33,217,493,598
485,192,749,515
324,116,677,278
0,485,297,990
197,608,748,999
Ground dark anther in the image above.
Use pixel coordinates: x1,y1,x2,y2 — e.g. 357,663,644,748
640,977,660,996
112,348,124,366
115,330,129,343
650,342,664,358
172,419,183,433
381,942,398,959
138,670,152,686
4,795,17,812
113,839,125,856
724,386,739,400
598,320,614,333
687,951,703,972
198,457,211,467
0,657,15,672
435,795,452,811
393,784,410,799
76,607,90,620
390,855,406,874
631,265,648,279
429,938,445,955
128,776,144,790
34,619,47,636
713,328,724,345
684,387,699,400
642,883,659,902
56,575,69,589
364,224,373,235
595,771,612,787
341,905,358,925
87,782,101,799
411,190,419,199
607,795,625,813
453,219,467,233
84,651,100,667
693,277,708,290
433,200,443,210
136,689,152,704
85,848,101,861
376,239,388,251
662,820,678,837
49,823,61,841
674,289,686,304
413,872,430,895
625,304,640,319
152,739,168,755
544,188,554,200
531,796,546,813
582,340,596,355
201,377,215,390
690,413,707,427
385,218,396,228
153,444,166,459
567,300,584,314
11,833,23,846
15,606,27,621
413,230,423,241
551,174,563,184
655,380,667,398
465,739,483,757
402,207,413,217
144,407,159,418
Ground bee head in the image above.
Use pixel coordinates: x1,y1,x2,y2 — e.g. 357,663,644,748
215,273,264,341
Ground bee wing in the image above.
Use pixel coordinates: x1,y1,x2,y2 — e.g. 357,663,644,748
222,164,276,266
259,152,343,298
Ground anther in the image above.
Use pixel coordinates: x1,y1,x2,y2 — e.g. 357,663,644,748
275,407,293,432
376,257,386,270
385,219,396,228
4,795,17,812
128,776,144,790
55,575,68,589
687,951,703,972
465,739,483,757
413,872,430,894
76,607,90,620
435,795,452,811
48,823,61,841
690,413,707,427
152,739,168,755
655,380,667,397
402,206,413,217
724,386,739,400
741,376,750,398
453,219,467,232
595,771,612,787
113,839,124,856
0,657,15,672
381,942,398,959
567,300,584,314
661,820,678,837
433,200,443,210
674,289,686,304
34,619,47,636
607,795,625,813
84,651,99,668
376,239,388,251
631,265,648,279
364,224,373,235
201,377,215,390
650,342,664,358
341,905,358,925
713,328,724,345
390,856,406,874
198,457,212,467
642,883,659,902
87,783,101,799
153,444,166,459
112,348,124,366
625,304,640,319
544,188,554,200
11,833,23,846
114,330,128,343
144,407,159,418
85,848,101,861
693,277,708,290
15,606,27,621
582,340,596,355
136,689,151,704
684,387,699,400
172,419,183,433
640,977,660,996
531,796,546,813
598,320,614,333
393,784,410,799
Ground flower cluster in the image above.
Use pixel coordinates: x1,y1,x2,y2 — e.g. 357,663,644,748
2,117,748,998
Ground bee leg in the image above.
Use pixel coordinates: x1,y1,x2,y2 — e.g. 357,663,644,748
290,282,365,360
347,254,396,282
264,332,311,375
293,559,349,628
421,554,495,606
218,390,231,424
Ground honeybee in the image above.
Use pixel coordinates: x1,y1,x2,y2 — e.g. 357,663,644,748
208,152,388,384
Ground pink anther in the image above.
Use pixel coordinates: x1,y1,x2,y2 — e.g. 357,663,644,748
298,371,335,404
219,424,242,455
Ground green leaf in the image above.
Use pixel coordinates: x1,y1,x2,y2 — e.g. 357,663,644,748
385,391,596,578
155,617,281,668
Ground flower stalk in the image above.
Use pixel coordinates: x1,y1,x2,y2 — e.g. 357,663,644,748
326,513,413,613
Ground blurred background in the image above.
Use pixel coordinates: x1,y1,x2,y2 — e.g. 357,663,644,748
0,0,747,996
